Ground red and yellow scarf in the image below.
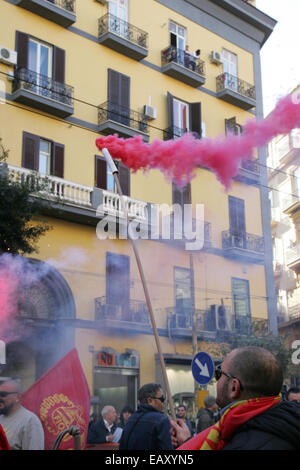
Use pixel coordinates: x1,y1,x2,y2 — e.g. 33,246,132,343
178,395,281,450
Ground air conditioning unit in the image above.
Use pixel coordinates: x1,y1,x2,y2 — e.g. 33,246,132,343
143,104,157,120
210,50,222,65
205,304,232,331
0,47,17,66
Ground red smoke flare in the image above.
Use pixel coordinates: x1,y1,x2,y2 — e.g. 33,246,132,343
96,93,300,188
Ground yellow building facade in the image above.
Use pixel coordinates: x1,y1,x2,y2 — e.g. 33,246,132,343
0,0,276,417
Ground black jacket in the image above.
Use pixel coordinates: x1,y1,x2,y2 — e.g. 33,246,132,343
87,418,117,444
119,404,173,451
223,401,300,450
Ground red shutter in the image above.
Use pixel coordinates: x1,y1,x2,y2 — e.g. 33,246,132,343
22,132,39,171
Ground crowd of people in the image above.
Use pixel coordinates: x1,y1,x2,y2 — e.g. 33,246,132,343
1,346,300,450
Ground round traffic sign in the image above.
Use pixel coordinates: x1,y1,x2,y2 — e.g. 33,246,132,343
192,351,215,385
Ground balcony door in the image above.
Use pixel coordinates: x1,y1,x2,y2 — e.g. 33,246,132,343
229,196,246,248
28,38,52,96
222,49,238,91
232,278,251,334
106,252,130,319
169,21,186,65
109,0,128,37
174,267,193,315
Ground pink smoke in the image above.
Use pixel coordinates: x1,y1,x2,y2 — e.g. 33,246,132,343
96,93,300,188
0,260,20,341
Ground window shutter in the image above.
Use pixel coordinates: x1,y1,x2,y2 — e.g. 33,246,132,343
16,31,29,70
172,182,183,206
229,196,245,235
167,92,174,133
22,132,39,171
190,102,202,137
183,183,191,205
118,161,130,196
95,156,107,189
52,46,65,83
108,69,130,125
51,143,64,178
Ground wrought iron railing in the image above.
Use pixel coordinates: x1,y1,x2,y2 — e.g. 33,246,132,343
98,13,148,48
222,230,264,253
216,72,256,100
13,68,74,107
161,46,205,76
163,125,202,140
98,101,148,133
95,297,150,324
46,0,76,12
240,159,260,174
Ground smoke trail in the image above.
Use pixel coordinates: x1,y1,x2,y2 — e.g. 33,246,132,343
96,92,300,188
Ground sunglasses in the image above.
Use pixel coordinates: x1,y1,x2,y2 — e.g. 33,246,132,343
215,364,244,390
150,395,165,403
0,391,18,398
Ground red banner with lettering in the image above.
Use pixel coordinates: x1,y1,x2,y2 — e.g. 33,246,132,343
21,348,90,450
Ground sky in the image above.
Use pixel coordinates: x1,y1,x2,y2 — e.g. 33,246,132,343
255,0,300,116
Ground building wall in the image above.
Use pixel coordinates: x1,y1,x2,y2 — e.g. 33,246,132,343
0,0,276,407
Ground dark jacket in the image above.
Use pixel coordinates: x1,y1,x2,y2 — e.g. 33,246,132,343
223,401,300,450
87,418,117,444
119,404,173,451
196,407,215,433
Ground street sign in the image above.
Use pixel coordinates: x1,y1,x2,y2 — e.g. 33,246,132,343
192,351,215,385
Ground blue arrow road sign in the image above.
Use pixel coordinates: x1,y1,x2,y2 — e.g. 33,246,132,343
192,352,215,385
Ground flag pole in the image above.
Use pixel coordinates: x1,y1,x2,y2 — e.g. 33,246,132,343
102,148,176,422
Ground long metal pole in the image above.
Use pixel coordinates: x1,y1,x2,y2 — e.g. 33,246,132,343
102,149,176,421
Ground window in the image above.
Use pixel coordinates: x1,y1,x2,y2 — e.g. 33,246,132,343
39,139,51,175
108,69,130,126
16,31,65,85
174,267,192,314
169,21,186,66
167,92,202,138
109,0,128,22
22,131,64,178
222,49,238,91
95,156,130,196
173,99,189,137
232,277,251,334
294,167,300,197
106,252,130,318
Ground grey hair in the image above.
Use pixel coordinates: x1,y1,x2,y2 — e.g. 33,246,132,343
204,395,216,408
101,405,114,418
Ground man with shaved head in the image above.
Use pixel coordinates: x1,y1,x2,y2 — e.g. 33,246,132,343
0,379,44,450
171,347,300,450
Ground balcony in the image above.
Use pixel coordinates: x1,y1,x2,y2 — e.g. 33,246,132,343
161,46,206,88
282,195,300,216
12,68,74,118
276,132,300,168
98,101,149,141
15,0,76,27
286,244,300,273
98,13,148,61
222,230,264,262
95,297,152,333
98,190,148,222
166,307,268,339
236,159,260,184
8,164,93,206
216,73,256,110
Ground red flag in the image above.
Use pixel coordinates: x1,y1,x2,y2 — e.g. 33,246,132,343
0,423,9,450
21,348,90,450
